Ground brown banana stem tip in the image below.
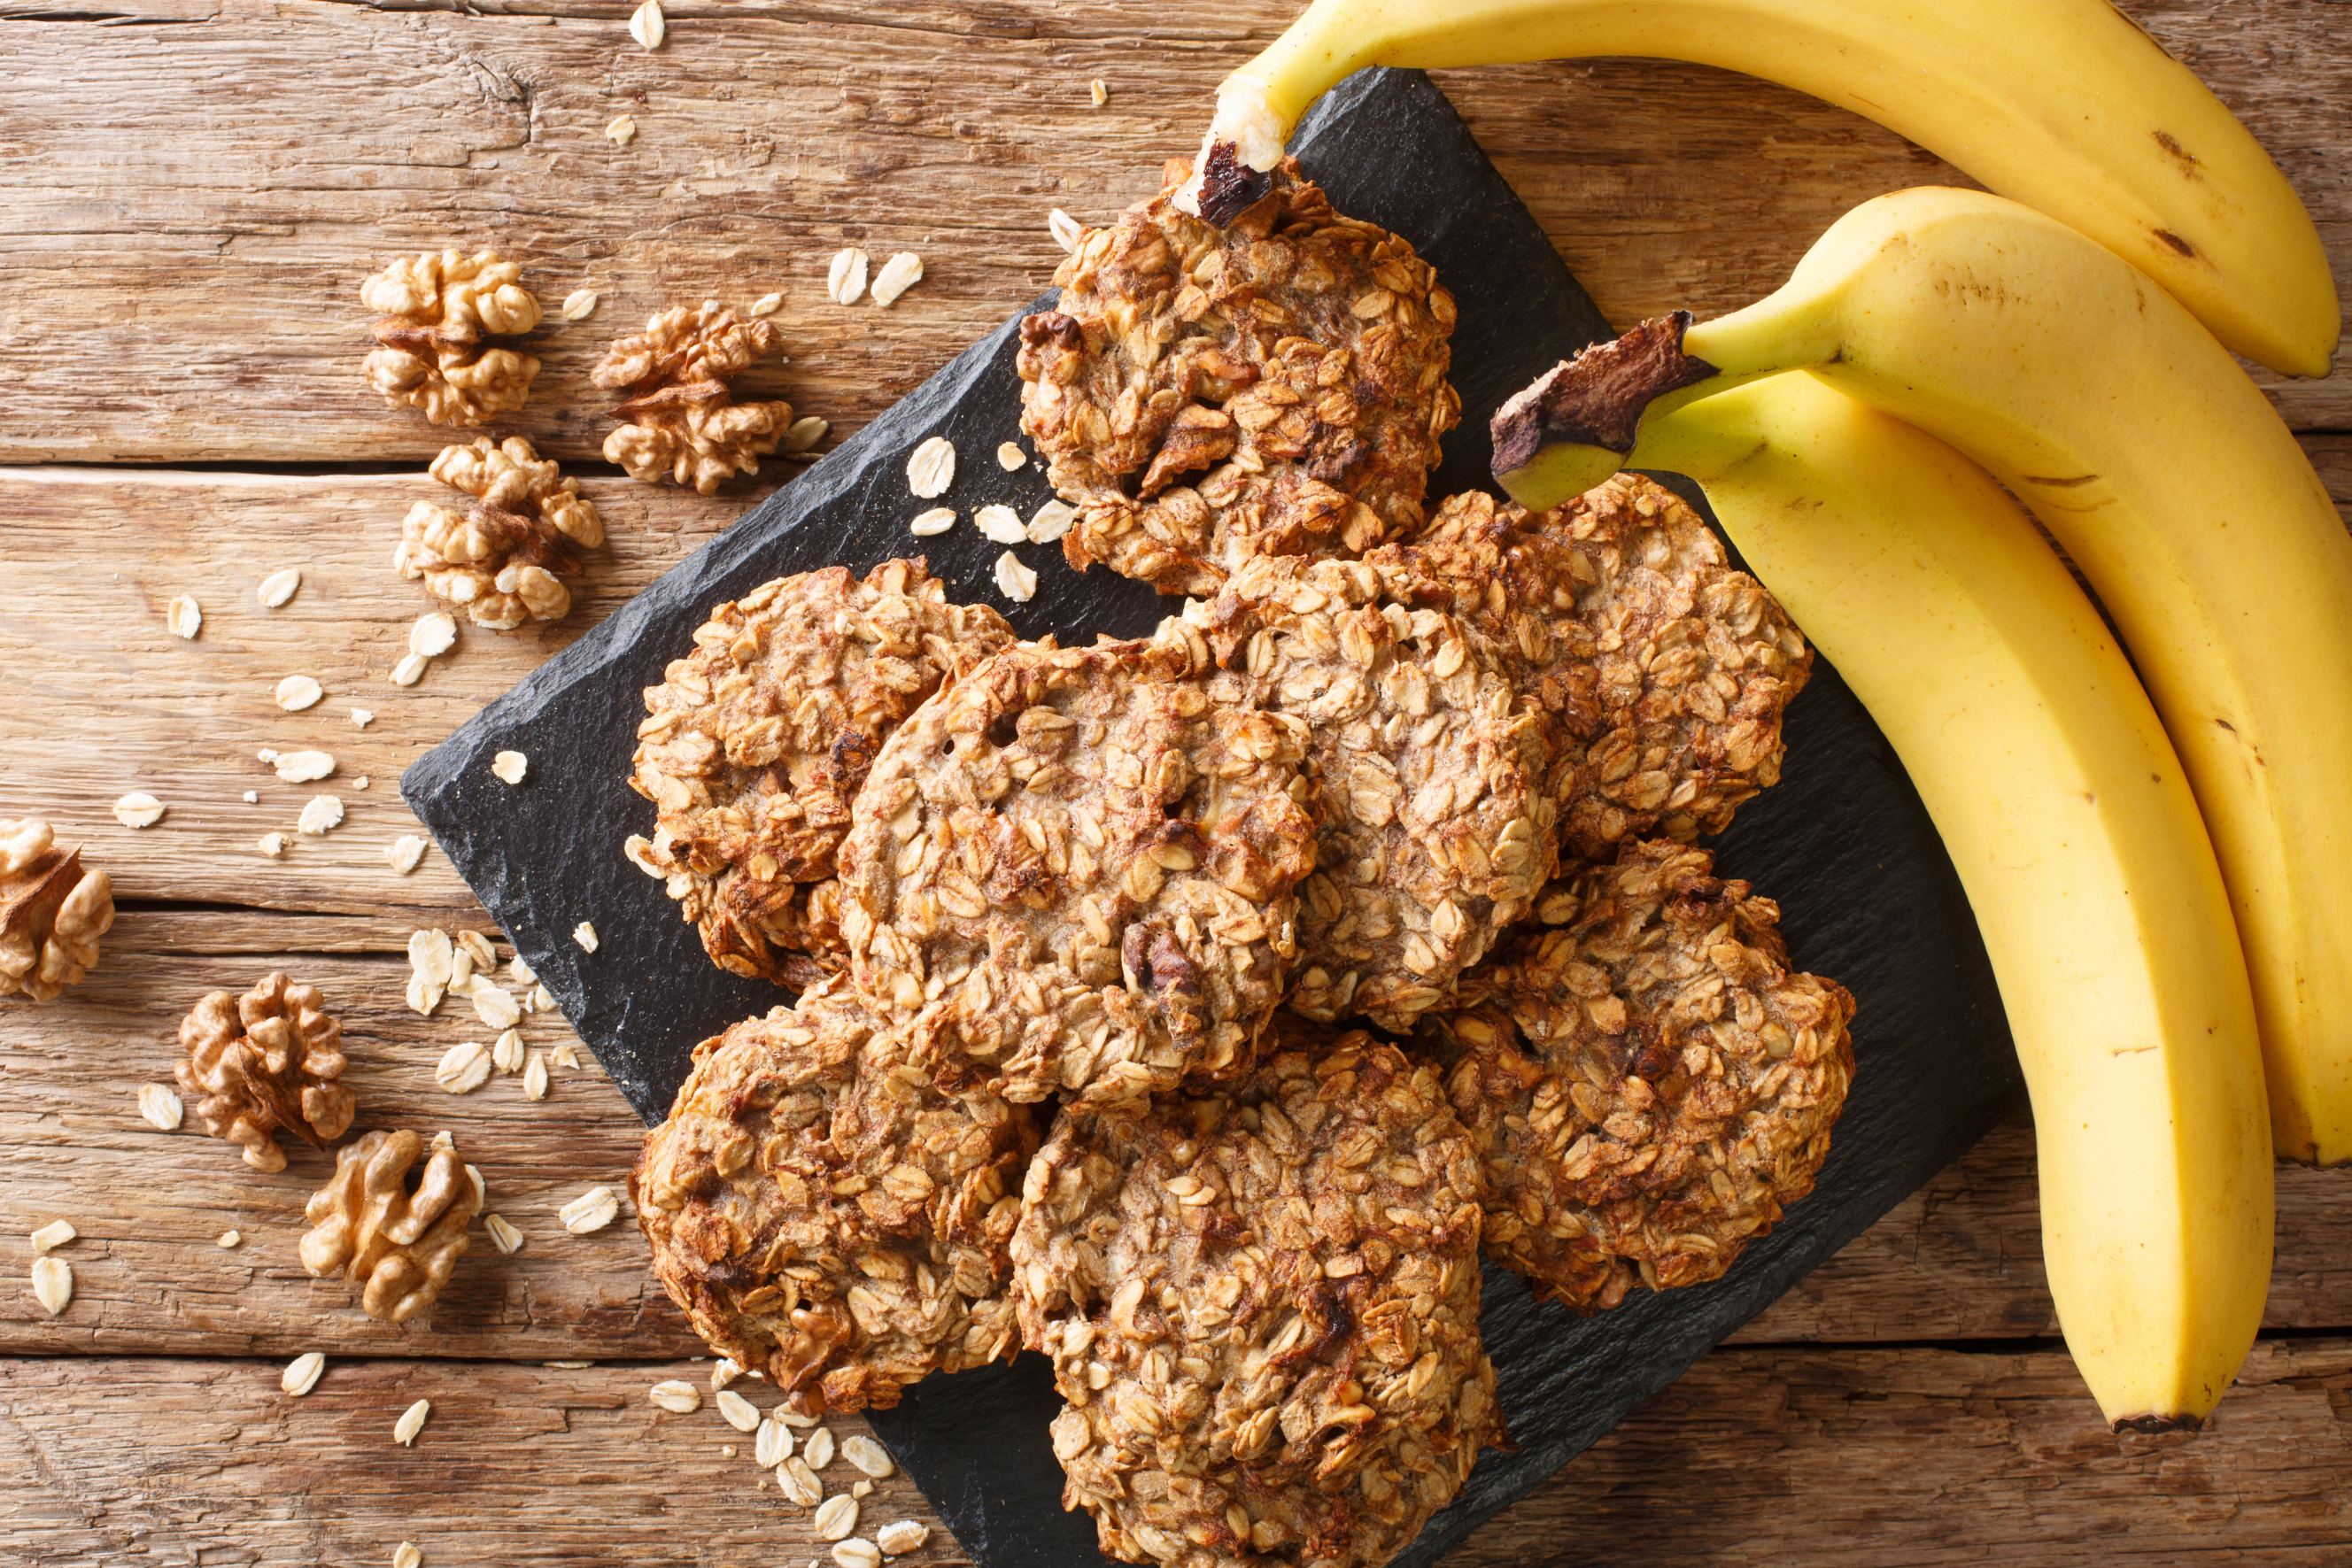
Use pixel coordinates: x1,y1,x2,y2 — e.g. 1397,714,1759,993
1194,139,1273,228
1489,313,1719,476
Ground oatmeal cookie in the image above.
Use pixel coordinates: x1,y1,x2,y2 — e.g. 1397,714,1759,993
1017,158,1458,598
1371,475,1811,858
838,637,1318,1111
628,560,1014,988
1014,1031,1497,1568
1180,555,1556,1031
634,978,1038,1416
1423,839,1856,1311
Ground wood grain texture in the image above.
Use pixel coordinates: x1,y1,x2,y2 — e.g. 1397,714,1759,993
0,0,2343,473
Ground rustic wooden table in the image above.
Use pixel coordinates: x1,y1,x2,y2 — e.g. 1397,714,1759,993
5,3,2348,1564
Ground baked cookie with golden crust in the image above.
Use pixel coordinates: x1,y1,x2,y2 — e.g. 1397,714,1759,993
627,560,1014,988
1371,475,1811,859
838,636,1319,1112
1423,839,1856,1311
1017,158,1458,598
1014,1031,1497,1568
1178,555,1556,1031
633,978,1038,1417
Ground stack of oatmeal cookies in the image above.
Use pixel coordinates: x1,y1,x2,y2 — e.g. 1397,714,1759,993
629,160,1855,1568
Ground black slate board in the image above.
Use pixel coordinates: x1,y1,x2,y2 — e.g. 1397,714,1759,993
406,68,2022,1568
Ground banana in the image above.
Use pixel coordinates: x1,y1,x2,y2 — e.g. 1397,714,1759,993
1489,186,2352,1164
1182,0,2336,375
1632,373,2270,1426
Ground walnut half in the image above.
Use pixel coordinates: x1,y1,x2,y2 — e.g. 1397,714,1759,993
361,250,543,427
299,1129,480,1324
592,302,794,493
396,436,605,630
175,972,358,1172
0,819,114,1003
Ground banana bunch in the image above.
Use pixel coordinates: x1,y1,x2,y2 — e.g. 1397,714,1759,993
1632,375,2271,1429
1183,0,2337,375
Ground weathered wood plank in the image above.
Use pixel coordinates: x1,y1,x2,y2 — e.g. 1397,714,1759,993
0,0,2342,474
10,1340,2352,1566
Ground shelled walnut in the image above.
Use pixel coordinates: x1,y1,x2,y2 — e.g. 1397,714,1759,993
175,972,357,1172
298,1129,479,1324
592,301,794,493
0,819,114,1003
361,249,543,426
396,436,605,630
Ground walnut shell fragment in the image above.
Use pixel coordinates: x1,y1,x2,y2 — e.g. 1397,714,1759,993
298,1128,480,1324
175,971,358,1173
1423,839,1856,1311
592,301,796,493
1014,1031,1498,1568
634,980,1039,1416
0,818,114,1003
397,435,605,630
361,249,543,427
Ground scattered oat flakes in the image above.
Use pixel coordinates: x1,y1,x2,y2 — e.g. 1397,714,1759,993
257,568,302,609
992,550,1037,602
628,0,664,50
649,1379,702,1414
394,1543,422,1568
137,1082,184,1132
391,653,429,687
841,1434,895,1479
973,505,1027,545
259,831,287,857
165,595,203,640
906,436,955,498
852,1479,873,1500
777,1408,820,1430
394,1398,430,1446
522,1052,550,1101
354,776,371,791
31,1256,72,1316
748,291,785,319
352,707,375,728
484,1213,525,1255
716,1389,761,1433
410,929,454,988
909,506,955,537
710,1357,742,1391
784,415,830,454
282,1352,327,1396
406,972,443,1016
435,1040,492,1094
1026,498,1077,544
756,1417,793,1467
388,834,429,875
275,675,324,712
1089,77,1108,106
826,247,870,305
833,1541,882,1568
217,1229,241,1248
875,1520,928,1556
549,1040,576,1068
491,750,529,785
456,930,493,969
1048,207,1083,253
561,288,601,322
868,251,923,308
112,792,166,830
561,1185,620,1233
814,1495,859,1541
275,750,336,784
411,612,458,659
29,1221,74,1255
507,954,536,985
491,1030,524,1074
298,795,344,836
243,790,260,804
606,114,638,146
995,440,1027,471
572,921,600,954
803,1425,836,1471
777,1456,824,1508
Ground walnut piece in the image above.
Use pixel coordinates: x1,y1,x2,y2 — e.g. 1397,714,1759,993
397,436,605,630
298,1128,480,1324
592,301,795,493
0,819,114,1003
174,972,358,1172
361,249,542,426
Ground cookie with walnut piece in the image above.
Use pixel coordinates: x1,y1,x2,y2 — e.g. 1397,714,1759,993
627,560,1016,989
1421,838,1856,1311
838,636,1319,1111
634,978,1039,1417
1014,1029,1497,1568
1017,158,1458,598
1370,475,1811,859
